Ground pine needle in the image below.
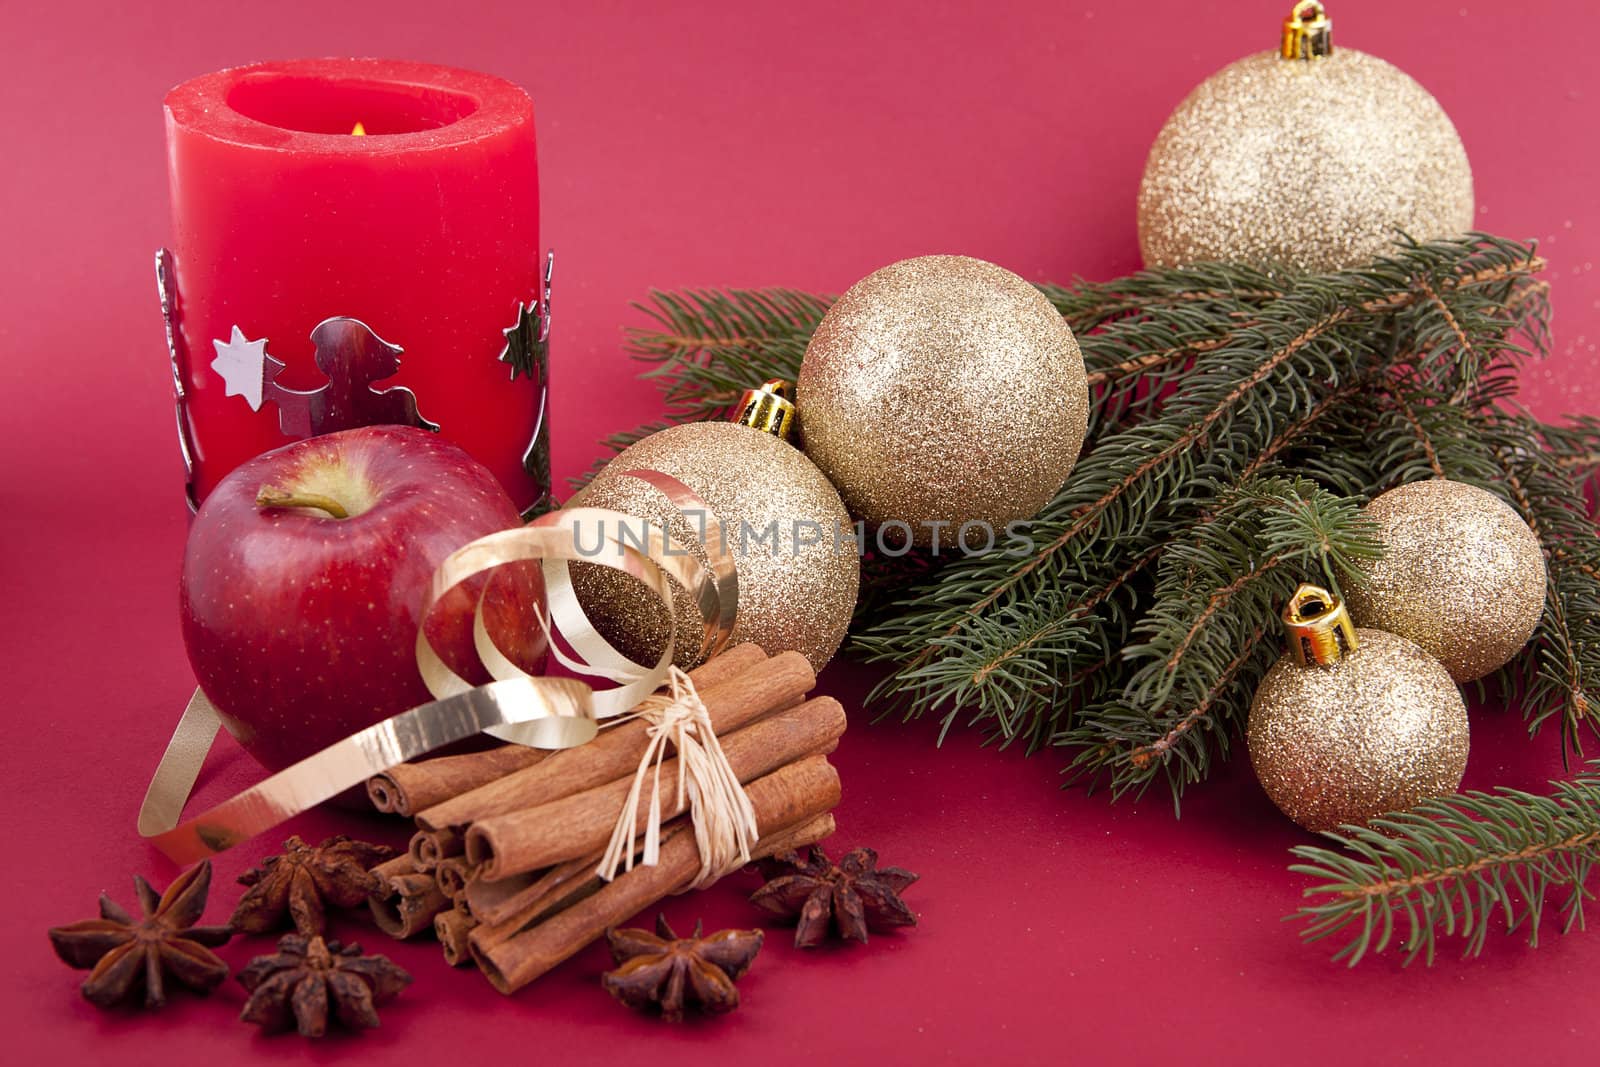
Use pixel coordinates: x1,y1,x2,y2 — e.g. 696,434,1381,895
603,233,1600,962
1291,763,1600,966
605,232,1596,817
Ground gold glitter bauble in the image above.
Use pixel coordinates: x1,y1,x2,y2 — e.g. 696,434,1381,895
1249,627,1469,832
568,421,859,672
1138,48,1474,272
1344,479,1546,683
795,255,1087,545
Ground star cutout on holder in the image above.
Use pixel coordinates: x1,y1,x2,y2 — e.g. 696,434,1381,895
211,325,284,411
498,300,547,383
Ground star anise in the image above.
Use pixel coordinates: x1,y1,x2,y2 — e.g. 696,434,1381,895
602,915,763,1023
47,860,233,1009
238,933,411,1038
750,846,919,948
231,835,395,936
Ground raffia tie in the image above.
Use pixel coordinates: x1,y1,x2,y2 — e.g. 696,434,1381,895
597,667,760,888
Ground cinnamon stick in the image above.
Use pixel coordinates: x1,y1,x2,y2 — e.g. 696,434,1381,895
435,909,479,967
752,812,836,859
368,745,548,817
472,754,842,993
459,870,535,924
435,856,478,900
464,695,846,880
367,855,450,940
372,642,772,818
673,641,770,689
409,827,463,871
457,653,815,928
466,851,602,931
468,809,838,953
417,650,816,833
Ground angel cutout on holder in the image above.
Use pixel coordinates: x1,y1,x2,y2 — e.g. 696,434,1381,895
211,317,439,439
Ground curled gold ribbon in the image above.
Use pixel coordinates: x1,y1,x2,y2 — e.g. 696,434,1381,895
617,468,739,653
138,486,736,865
138,680,594,866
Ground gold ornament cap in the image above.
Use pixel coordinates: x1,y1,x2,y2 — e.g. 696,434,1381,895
1281,1,1333,60
733,379,796,440
1282,583,1359,667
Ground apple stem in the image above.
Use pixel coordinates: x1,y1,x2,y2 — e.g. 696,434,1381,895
255,484,350,519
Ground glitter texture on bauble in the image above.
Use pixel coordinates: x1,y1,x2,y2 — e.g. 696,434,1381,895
1249,626,1469,833
795,255,1088,546
568,421,859,673
1344,479,1546,683
1138,29,1474,272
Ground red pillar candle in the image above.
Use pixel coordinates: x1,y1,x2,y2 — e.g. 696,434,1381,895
163,59,548,511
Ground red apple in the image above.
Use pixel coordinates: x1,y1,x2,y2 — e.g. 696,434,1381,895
180,425,545,772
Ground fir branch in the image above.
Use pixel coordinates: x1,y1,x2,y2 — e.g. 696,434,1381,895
609,233,1572,812
1038,260,1283,334
1361,382,1600,751
852,236,1551,805
893,309,1343,665
852,547,946,628
1122,478,1380,709
624,288,831,419
1547,432,1600,477
862,237,1542,705
1084,339,1224,389
570,287,833,487
607,266,1283,470
925,241,1524,608
1388,393,1447,479
1539,414,1600,508
869,545,1158,751
1062,478,1380,802
1125,622,1270,774
1234,380,1367,484
1290,763,1600,966
1488,429,1600,751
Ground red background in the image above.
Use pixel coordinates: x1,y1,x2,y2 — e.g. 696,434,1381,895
4,1,1597,1063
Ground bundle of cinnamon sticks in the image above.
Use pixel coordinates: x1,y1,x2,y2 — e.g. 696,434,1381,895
364,644,843,994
